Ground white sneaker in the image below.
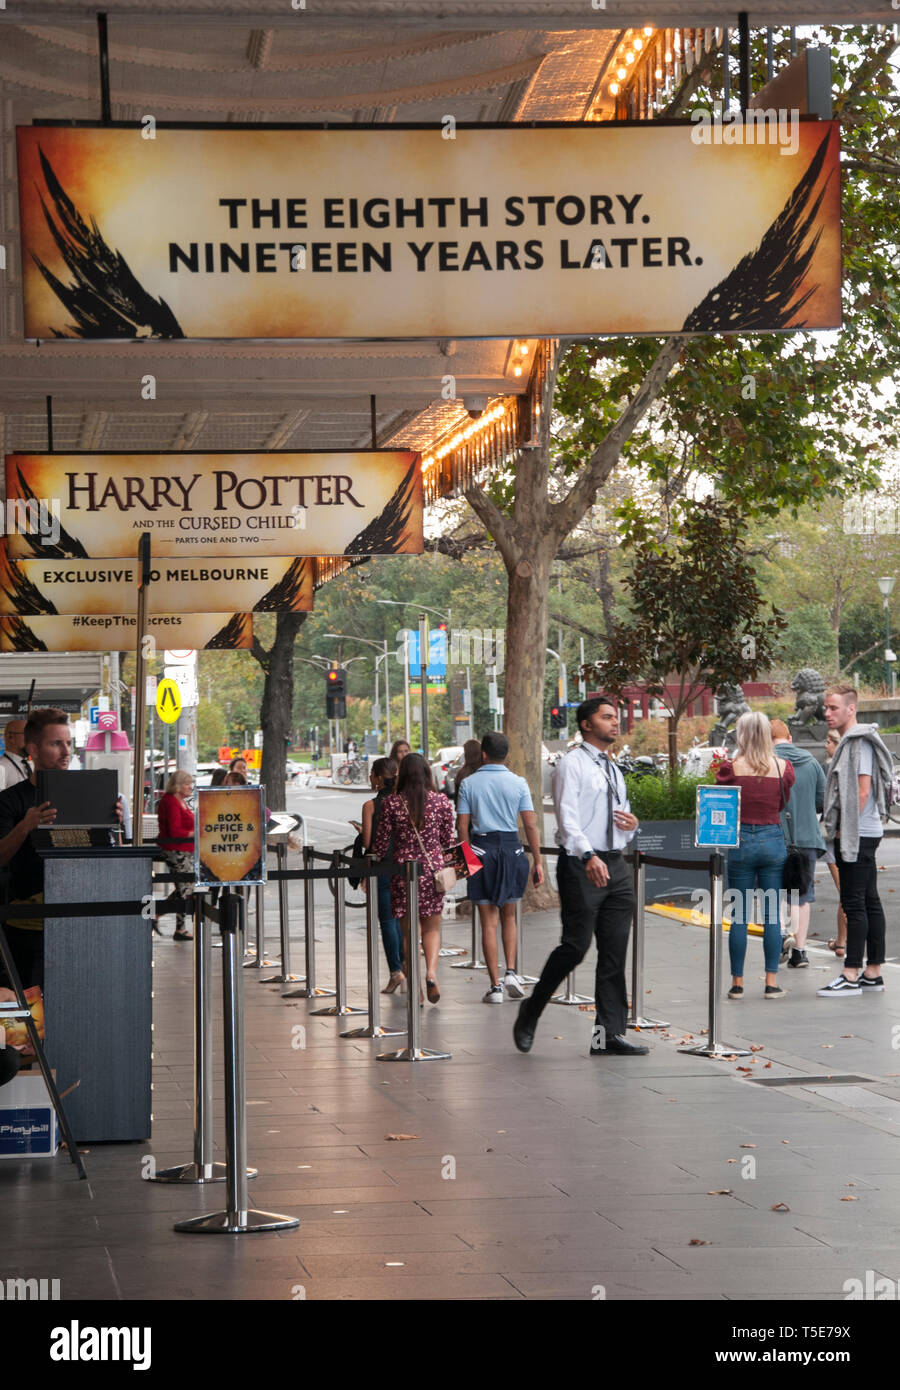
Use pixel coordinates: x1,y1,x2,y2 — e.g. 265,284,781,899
817,974,862,997
483,985,504,1004
503,971,526,999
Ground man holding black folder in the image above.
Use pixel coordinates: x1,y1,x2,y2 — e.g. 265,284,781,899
0,708,121,990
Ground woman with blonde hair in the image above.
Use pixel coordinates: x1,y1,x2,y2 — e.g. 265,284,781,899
154,769,195,940
716,711,795,998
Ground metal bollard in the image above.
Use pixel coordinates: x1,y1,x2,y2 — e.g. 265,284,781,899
377,863,451,1062
261,842,305,985
550,970,593,1005
628,852,669,1030
244,883,277,969
341,859,405,1040
679,852,750,1059
152,892,244,1185
174,888,298,1233
514,896,537,985
450,900,487,970
283,846,334,1000
311,851,366,1018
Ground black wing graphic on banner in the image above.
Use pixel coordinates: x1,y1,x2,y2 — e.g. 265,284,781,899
254,559,310,612
14,468,89,560
345,462,418,555
2,618,47,652
0,556,56,616
682,128,834,333
33,150,184,340
207,614,250,649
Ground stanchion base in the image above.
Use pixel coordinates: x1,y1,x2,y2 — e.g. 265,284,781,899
149,1161,257,1185
678,1042,752,1058
438,946,466,957
550,992,593,1005
376,1046,452,1062
629,1015,670,1030
518,973,538,985
310,1003,367,1016
259,973,306,985
340,1023,405,1038
450,958,487,970
282,984,336,999
174,1208,299,1234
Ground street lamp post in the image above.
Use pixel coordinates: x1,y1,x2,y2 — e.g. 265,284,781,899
878,576,896,696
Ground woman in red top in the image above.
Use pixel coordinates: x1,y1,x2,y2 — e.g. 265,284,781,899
154,770,195,940
372,753,455,1003
716,712,794,999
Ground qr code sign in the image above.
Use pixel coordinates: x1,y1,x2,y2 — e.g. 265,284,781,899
711,810,726,826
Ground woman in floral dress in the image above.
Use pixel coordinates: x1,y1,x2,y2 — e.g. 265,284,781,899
373,753,455,1003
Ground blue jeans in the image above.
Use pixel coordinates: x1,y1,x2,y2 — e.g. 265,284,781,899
377,874,403,974
726,824,787,976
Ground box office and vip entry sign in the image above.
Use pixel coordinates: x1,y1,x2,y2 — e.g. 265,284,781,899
4,452,422,559
195,786,266,888
16,124,841,340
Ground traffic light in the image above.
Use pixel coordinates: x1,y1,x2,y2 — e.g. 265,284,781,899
326,666,347,719
550,704,568,730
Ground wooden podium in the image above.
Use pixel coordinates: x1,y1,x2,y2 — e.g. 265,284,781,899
41,847,155,1143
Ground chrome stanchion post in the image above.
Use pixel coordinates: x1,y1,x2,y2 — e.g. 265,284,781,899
679,852,750,1059
174,888,298,1234
311,851,365,1017
550,969,592,1005
284,846,334,1000
628,851,669,1030
378,862,450,1062
261,842,304,984
342,859,404,1040
514,894,537,985
451,899,487,970
152,891,237,1184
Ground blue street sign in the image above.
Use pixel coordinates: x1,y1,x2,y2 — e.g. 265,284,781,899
89,706,100,727
407,628,447,681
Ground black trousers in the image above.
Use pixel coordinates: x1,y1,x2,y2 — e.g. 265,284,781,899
530,851,635,1037
835,837,886,970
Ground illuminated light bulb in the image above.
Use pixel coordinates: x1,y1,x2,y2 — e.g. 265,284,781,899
617,65,627,79
655,68,663,80
513,365,523,377
609,82,619,95
625,51,635,64
643,25,654,36
665,50,672,62
519,342,530,355
633,37,643,52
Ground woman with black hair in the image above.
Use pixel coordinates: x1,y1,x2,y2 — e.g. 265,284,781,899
361,757,404,992
373,753,455,1003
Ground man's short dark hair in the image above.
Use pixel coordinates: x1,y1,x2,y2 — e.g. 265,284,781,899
24,707,69,746
481,731,509,762
576,695,617,733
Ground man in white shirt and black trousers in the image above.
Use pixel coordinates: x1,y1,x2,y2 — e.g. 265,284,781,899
513,695,649,1057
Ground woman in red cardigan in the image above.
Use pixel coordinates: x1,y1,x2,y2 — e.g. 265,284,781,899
154,770,195,940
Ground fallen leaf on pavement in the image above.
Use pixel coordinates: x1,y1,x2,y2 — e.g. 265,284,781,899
740,1143,757,1149
750,1044,764,1052
689,1239,711,1246
385,1134,420,1141
707,1189,733,1195
736,1066,754,1073
764,1062,773,1069
727,1158,738,1164
771,1203,790,1212
840,1034,856,1039
782,1139,790,1144
821,1044,834,1049
840,1195,859,1202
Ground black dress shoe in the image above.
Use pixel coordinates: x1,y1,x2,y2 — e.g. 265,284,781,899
513,1002,538,1053
590,1033,649,1056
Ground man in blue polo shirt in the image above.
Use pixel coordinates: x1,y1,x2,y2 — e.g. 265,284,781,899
457,731,543,1003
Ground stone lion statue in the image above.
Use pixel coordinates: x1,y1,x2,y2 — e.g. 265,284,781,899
710,683,751,748
789,668,827,727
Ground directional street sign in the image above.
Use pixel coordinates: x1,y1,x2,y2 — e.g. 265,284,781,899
156,678,182,724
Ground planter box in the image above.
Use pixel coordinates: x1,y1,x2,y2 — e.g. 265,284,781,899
635,819,711,904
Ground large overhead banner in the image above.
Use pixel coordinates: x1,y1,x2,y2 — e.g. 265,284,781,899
17,123,840,339
0,546,314,615
5,452,422,558
0,613,253,652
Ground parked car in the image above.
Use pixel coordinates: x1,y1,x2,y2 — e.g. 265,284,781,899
430,745,464,794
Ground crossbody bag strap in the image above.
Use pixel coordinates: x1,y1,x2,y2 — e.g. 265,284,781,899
403,798,440,875
775,759,794,848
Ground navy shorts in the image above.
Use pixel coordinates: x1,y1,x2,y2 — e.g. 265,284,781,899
466,831,529,906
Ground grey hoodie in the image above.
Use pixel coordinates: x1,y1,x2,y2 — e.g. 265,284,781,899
822,723,893,862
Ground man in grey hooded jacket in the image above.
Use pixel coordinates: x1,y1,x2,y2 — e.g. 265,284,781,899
819,684,891,998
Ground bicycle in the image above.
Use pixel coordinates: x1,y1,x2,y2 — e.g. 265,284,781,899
334,757,366,786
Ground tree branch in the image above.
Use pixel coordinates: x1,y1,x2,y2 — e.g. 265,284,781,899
427,531,491,560
549,607,608,643
549,335,685,543
463,484,519,570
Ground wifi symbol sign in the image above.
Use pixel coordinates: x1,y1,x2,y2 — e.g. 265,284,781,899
97,710,119,731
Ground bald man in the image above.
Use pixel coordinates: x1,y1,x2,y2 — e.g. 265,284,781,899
0,720,29,792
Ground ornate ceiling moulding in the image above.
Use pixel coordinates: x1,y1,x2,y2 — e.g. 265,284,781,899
17,23,494,74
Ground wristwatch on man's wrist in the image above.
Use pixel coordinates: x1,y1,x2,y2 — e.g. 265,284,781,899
582,850,596,863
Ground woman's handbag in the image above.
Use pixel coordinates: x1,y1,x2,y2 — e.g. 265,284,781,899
776,762,811,895
404,801,457,894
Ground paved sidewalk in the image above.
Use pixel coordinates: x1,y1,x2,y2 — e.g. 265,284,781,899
2,884,899,1302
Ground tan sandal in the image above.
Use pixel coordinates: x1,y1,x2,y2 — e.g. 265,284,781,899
828,939,846,957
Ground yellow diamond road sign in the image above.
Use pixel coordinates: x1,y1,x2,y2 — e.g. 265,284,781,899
156,678,182,724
